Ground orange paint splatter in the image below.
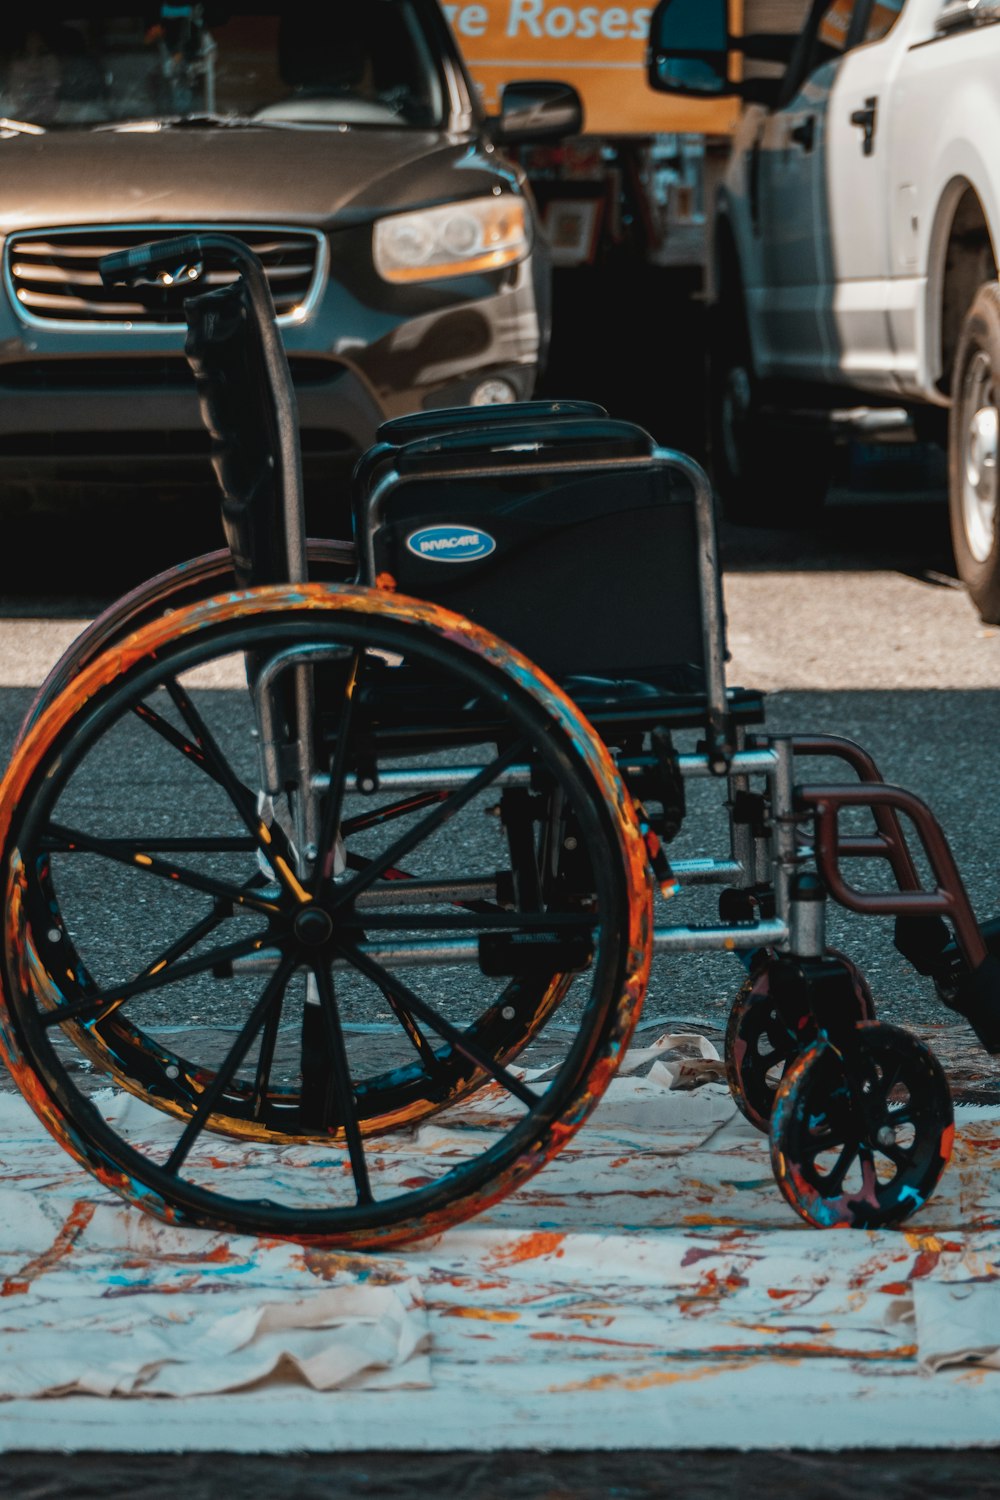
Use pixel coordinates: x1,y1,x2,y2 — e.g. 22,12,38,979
911,1251,941,1279
552,1364,729,1393
487,1232,566,1267
442,1306,521,1323
2,1200,95,1296
530,1331,658,1350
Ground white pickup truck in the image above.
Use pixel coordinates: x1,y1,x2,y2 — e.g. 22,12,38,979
648,0,1000,621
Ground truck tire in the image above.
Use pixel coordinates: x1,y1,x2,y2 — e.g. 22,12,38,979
708,289,834,528
949,281,1000,623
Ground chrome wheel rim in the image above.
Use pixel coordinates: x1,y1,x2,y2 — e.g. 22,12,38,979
961,350,999,564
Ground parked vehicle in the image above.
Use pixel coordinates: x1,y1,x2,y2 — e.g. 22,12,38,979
648,0,1000,622
0,3,580,515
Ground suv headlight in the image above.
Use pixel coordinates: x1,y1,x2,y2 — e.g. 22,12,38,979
373,197,528,283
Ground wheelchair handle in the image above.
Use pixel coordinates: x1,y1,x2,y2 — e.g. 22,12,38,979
99,231,258,293
98,231,307,585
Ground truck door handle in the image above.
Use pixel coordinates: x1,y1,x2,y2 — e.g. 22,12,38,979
850,96,878,156
790,115,816,151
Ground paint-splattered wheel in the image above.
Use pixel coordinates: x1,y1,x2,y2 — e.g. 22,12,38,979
0,584,651,1248
724,949,875,1133
769,1020,953,1230
15,538,355,752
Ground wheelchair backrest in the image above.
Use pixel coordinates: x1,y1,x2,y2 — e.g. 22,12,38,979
358,413,724,692
352,398,608,528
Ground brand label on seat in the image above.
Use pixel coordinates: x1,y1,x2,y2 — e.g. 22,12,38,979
405,525,496,562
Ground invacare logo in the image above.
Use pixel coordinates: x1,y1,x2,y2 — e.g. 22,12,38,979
406,525,496,562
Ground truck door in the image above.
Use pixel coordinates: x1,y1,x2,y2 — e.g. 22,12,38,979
819,0,906,391
753,0,903,384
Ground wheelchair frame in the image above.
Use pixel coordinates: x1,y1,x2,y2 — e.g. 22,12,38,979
0,232,995,1248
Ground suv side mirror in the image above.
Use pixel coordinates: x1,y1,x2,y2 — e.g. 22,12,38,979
492,81,583,144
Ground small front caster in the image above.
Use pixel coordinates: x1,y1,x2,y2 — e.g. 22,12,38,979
724,949,875,1132
769,1020,954,1230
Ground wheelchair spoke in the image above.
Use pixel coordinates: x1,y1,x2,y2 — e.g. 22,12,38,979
39,931,273,1028
313,650,362,889
93,901,234,1028
330,739,526,915
133,699,217,782
344,944,540,1109
163,677,308,904
43,822,281,915
342,790,448,838
165,952,296,1176
251,987,286,1120
379,987,446,1076
313,962,372,1205
815,1138,859,1194
44,834,257,856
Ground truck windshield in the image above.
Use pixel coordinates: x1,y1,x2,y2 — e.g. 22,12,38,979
0,4,447,131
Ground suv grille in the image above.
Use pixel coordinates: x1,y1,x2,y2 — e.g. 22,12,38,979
6,226,323,325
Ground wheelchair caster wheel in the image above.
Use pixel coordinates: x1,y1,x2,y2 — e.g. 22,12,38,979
724,948,874,1133
769,1020,953,1230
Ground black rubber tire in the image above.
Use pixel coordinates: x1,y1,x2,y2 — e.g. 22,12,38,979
948,281,1000,624
707,280,834,528
724,947,875,1133
15,537,356,752
770,1021,953,1230
0,584,652,1248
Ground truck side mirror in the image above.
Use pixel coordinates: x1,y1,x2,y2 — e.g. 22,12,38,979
492,81,584,144
646,0,734,97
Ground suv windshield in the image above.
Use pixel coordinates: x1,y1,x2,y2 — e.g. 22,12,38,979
0,3,447,130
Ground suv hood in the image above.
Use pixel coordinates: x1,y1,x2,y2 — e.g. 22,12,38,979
0,126,501,233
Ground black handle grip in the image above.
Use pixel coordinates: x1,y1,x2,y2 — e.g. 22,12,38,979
99,230,265,289
99,233,214,287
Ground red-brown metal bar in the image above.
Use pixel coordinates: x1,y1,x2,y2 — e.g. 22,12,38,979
790,734,922,892
797,782,988,970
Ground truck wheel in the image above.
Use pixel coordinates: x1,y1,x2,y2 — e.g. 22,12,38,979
708,295,834,528
949,282,1000,623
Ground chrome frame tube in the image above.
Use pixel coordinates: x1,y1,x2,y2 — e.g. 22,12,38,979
229,915,790,976
309,747,780,797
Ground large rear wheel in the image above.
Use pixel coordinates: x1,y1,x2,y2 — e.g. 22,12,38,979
0,584,652,1248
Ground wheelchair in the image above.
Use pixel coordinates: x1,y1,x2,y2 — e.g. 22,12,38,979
0,233,997,1250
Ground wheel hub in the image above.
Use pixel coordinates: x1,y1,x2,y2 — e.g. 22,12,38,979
293,904,334,947
962,393,999,564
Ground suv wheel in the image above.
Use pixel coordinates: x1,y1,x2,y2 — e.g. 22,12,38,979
708,280,834,528
949,281,1000,622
